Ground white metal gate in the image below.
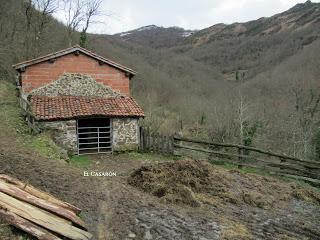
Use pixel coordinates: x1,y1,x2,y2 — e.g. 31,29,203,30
77,118,112,154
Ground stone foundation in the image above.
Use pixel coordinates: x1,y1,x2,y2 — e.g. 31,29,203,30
112,118,140,151
36,120,77,154
35,118,140,154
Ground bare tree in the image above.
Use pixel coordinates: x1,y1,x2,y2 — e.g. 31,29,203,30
33,0,58,53
22,0,58,58
62,0,84,46
80,0,102,47
22,0,34,58
238,94,249,145
292,85,320,157
61,0,102,47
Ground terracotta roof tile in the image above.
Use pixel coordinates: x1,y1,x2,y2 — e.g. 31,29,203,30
31,95,144,120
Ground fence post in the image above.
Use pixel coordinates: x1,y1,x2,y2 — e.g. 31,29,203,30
165,136,171,154
159,135,163,153
173,135,180,155
156,134,160,153
151,133,155,152
238,147,243,169
168,136,173,154
139,127,144,151
143,128,147,151
154,134,158,153
279,157,286,172
145,129,150,151
162,135,166,154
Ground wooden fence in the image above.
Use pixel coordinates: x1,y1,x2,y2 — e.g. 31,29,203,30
139,128,174,154
139,130,320,186
19,96,40,134
173,136,320,186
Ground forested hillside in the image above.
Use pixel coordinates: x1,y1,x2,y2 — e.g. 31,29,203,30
0,0,320,160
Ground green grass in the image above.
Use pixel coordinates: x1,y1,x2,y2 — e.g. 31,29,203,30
69,155,91,168
22,133,62,159
116,151,182,162
0,81,62,160
209,159,273,176
208,158,320,189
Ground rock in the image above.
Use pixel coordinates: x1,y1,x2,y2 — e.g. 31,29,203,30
128,232,136,238
58,148,69,160
31,73,121,98
144,230,152,240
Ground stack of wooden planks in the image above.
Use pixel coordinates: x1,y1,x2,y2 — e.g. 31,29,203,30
0,174,92,240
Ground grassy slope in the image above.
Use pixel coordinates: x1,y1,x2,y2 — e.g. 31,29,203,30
0,81,62,160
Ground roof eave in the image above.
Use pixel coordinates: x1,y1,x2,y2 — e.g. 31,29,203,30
34,114,144,121
12,46,137,75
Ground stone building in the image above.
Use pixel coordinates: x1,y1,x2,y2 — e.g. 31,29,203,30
13,45,144,154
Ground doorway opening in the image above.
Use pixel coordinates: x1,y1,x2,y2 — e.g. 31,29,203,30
77,118,112,154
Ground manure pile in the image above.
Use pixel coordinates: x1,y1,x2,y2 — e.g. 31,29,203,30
128,160,320,209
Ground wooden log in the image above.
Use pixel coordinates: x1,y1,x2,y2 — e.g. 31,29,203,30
0,209,62,240
279,174,320,186
174,144,320,180
0,181,86,229
0,174,81,215
174,137,320,166
0,192,92,240
174,143,320,171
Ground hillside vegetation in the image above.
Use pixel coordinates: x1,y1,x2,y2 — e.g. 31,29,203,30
0,0,320,160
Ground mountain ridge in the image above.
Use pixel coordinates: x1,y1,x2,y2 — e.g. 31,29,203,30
114,25,197,48
114,1,320,49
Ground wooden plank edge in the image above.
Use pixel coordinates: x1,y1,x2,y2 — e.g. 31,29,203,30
0,192,92,240
0,208,63,240
0,181,87,230
0,174,81,214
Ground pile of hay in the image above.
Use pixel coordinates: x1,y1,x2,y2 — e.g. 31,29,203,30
128,160,320,208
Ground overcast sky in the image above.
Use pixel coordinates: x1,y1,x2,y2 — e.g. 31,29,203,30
54,0,320,34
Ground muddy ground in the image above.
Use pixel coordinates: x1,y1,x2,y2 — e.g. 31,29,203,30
1,142,320,240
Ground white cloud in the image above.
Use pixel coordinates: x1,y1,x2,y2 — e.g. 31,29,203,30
53,0,320,34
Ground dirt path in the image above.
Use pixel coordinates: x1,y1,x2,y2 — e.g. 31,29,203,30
87,154,221,240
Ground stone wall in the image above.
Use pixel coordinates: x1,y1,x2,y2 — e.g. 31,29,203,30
31,73,121,98
36,120,77,154
112,118,140,151
36,118,140,154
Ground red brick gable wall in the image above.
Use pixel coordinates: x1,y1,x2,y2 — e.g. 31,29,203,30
21,53,130,95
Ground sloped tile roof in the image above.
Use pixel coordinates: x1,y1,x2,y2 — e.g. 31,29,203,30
13,45,136,75
31,95,144,120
